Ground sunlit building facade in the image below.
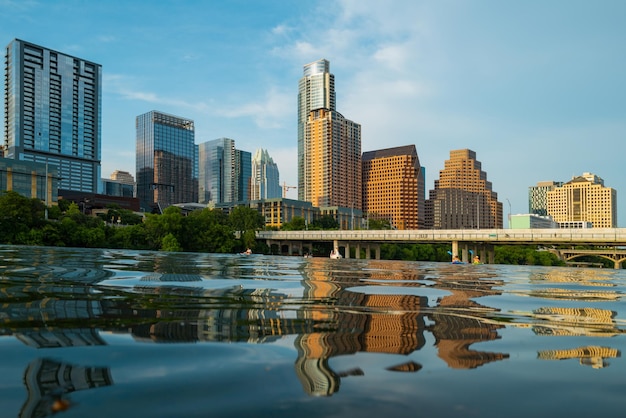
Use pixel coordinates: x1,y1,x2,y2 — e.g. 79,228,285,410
251,148,281,200
136,111,197,211
298,59,335,202
298,59,361,209
362,145,425,229
4,39,102,193
547,172,617,228
425,149,502,229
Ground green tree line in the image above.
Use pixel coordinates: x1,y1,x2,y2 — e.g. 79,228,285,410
0,191,263,253
0,191,574,265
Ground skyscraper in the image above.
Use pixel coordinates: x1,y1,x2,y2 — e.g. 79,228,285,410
136,111,197,211
251,148,281,200
362,145,425,229
297,59,361,209
425,149,502,229
4,39,102,193
547,172,617,228
529,180,562,216
198,138,235,205
235,149,251,202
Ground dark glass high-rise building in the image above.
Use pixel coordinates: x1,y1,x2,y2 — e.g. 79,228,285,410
136,111,197,212
3,39,102,192
235,149,251,202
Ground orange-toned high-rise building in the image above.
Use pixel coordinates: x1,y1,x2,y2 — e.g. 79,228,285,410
298,59,361,209
362,145,425,229
425,149,502,229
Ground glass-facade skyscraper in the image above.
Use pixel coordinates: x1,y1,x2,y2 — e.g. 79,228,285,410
3,39,102,193
297,59,361,209
235,149,251,202
198,138,235,205
251,148,281,200
136,111,197,212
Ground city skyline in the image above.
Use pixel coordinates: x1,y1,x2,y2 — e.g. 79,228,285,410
1,1,625,226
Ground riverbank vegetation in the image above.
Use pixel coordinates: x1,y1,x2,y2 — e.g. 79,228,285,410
0,191,572,266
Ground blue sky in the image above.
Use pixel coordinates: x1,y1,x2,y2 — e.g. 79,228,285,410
1,0,625,225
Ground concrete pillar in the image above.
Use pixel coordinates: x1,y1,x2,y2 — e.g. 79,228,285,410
375,245,381,260
451,241,459,261
345,243,350,259
355,243,361,259
366,245,371,260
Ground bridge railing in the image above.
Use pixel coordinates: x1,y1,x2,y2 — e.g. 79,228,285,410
257,228,626,245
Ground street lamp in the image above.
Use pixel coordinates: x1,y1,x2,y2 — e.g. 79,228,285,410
506,198,511,229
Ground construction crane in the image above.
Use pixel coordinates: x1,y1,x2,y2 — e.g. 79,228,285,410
282,181,296,198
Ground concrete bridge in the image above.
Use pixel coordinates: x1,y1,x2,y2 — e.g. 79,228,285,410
257,228,626,268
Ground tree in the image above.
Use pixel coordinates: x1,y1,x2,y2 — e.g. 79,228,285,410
0,191,39,244
281,216,306,231
310,215,339,230
161,233,183,252
182,208,235,253
367,218,393,230
144,206,183,250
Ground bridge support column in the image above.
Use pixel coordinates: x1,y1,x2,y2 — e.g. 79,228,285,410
355,243,361,259
461,243,470,263
375,245,381,260
344,243,350,259
366,245,371,260
451,241,459,261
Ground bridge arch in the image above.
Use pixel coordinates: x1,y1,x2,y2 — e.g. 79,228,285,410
561,253,624,269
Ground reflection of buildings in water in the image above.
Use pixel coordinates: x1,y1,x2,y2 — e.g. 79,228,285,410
538,346,620,369
531,307,620,337
529,269,616,287
293,263,429,396
430,272,509,369
386,361,422,372
527,288,620,301
294,337,341,397
17,328,107,349
20,357,113,418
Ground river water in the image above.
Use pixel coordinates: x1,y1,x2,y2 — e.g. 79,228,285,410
1,245,625,418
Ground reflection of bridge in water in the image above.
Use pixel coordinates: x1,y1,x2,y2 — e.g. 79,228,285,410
258,228,626,268
550,248,626,269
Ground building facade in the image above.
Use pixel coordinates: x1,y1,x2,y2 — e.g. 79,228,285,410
547,172,617,228
198,138,235,206
102,170,135,198
425,149,502,229
251,148,281,200
306,108,362,209
362,145,425,230
0,157,58,204
529,180,562,216
235,149,251,202
136,111,197,212
4,39,102,193
510,214,558,229
298,59,361,209
297,59,335,202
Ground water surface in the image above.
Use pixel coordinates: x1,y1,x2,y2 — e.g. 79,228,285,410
1,245,625,417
